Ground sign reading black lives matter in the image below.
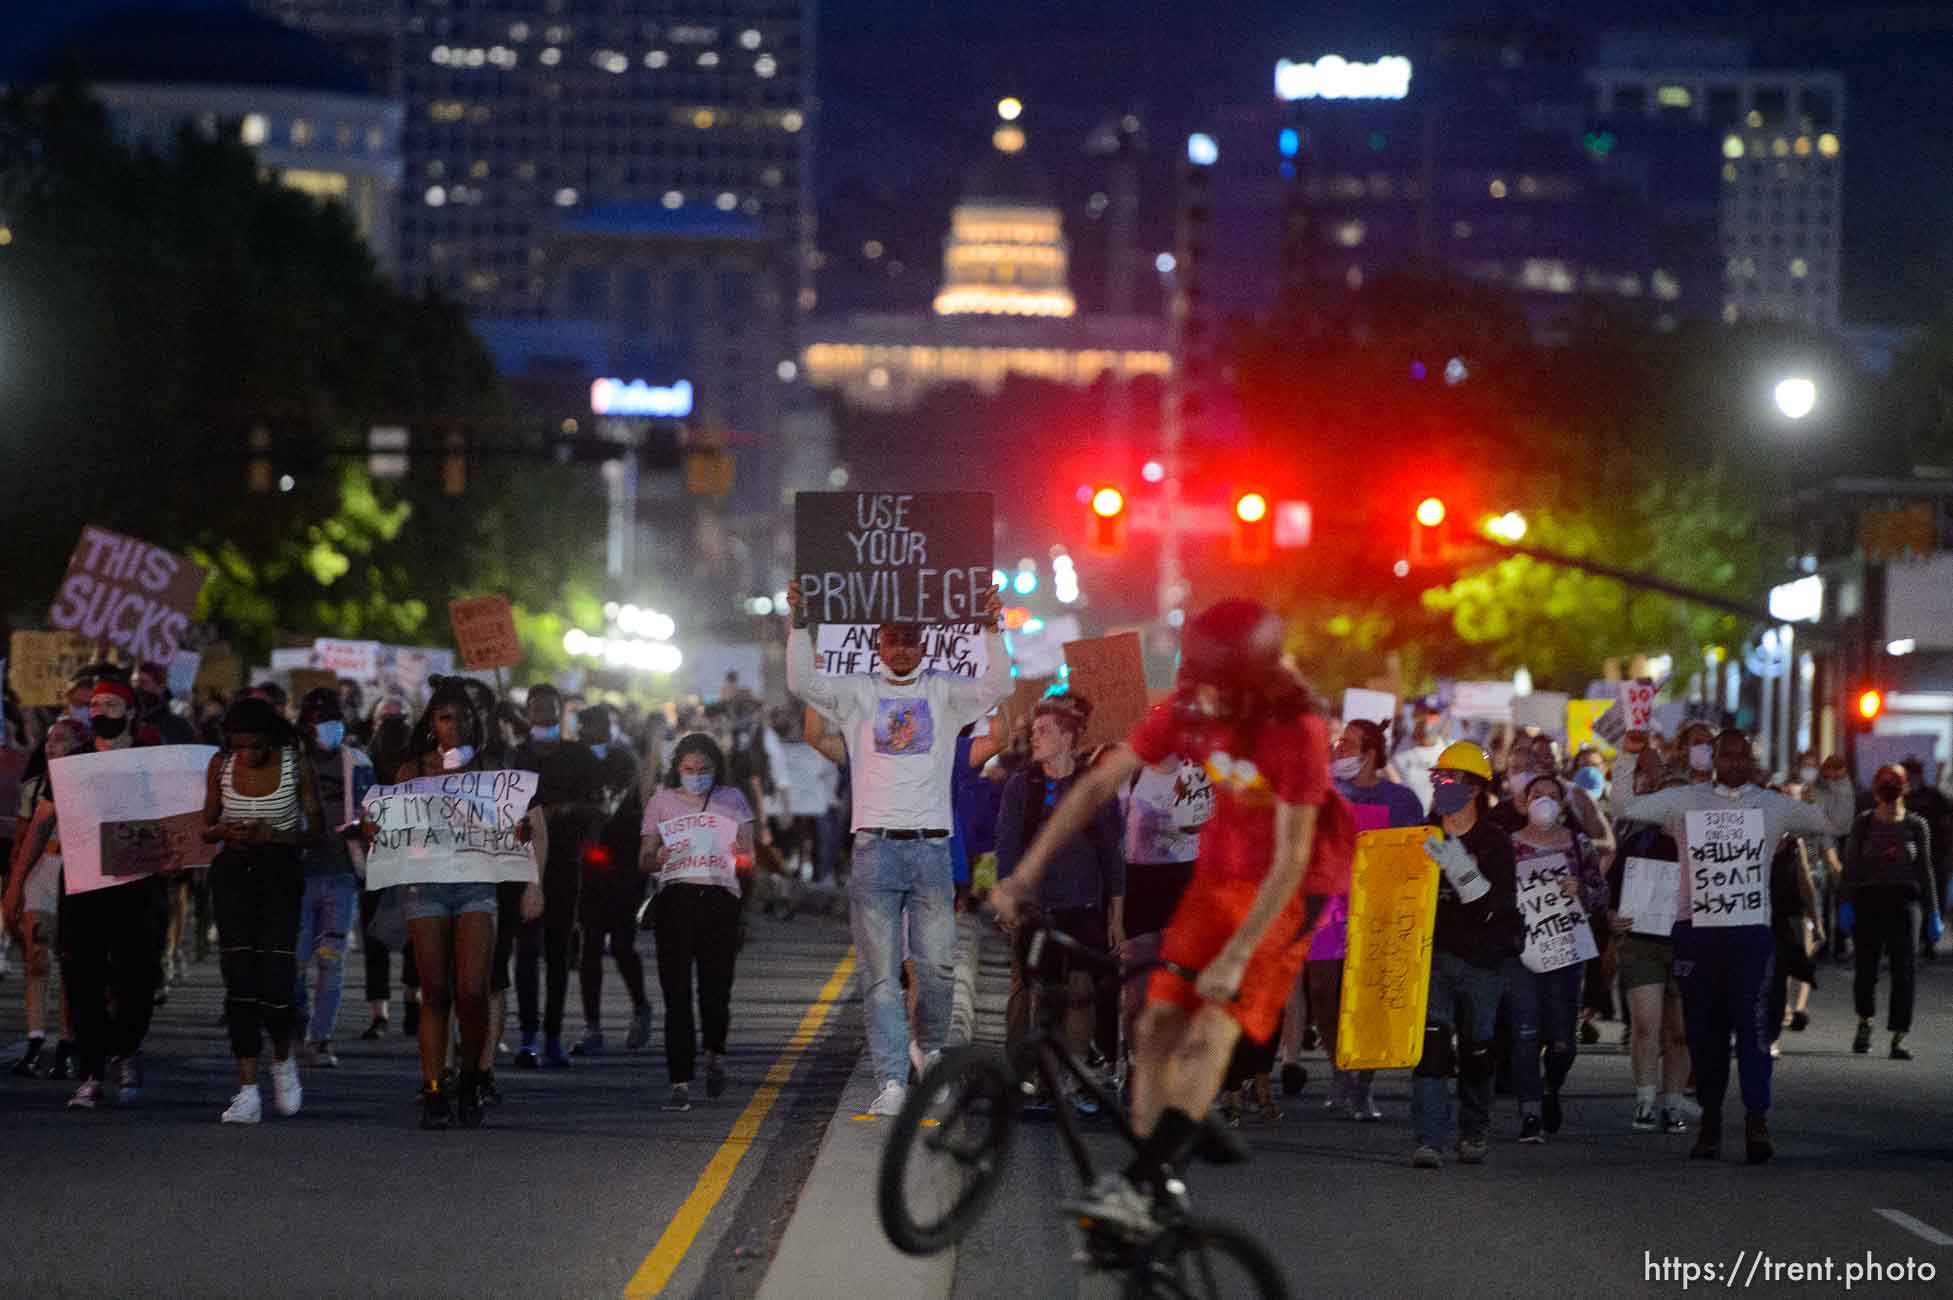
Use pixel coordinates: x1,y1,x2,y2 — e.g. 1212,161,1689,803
795,492,993,627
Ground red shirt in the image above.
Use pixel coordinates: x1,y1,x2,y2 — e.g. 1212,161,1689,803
1128,704,1354,896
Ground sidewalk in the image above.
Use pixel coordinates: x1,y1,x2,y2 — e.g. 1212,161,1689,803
755,910,1003,1300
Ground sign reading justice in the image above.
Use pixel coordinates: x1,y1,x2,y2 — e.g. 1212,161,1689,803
794,492,993,627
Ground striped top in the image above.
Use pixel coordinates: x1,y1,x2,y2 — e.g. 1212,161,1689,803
221,748,301,830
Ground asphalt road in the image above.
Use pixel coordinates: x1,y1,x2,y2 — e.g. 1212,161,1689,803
948,938,1953,1300
0,903,860,1300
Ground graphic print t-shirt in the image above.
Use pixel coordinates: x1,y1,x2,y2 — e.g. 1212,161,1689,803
1128,705,1353,895
643,785,753,896
1123,758,1215,865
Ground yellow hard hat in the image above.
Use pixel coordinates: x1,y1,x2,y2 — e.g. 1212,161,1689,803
1434,740,1493,783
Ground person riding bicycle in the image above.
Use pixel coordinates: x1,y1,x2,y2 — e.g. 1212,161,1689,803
993,599,1355,1235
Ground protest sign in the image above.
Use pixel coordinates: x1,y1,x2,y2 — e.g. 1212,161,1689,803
361,770,540,888
46,525,208,662
314,638,383,680
814,622,991,678
1517,851,1599,973
1853,734,1939,789
1063,632,1149,753
102,810,215,879
1684,808,1768,927
194,642,243,697
270,647,314,670
1005,614,1080,681
655,810,745,892
8,630,98,707
1620,679,1658,732
1566,699,1616,755
448,596,523,671
794,491,993,626
48,746,218,894
289,669,340,702
1450,681,1515,722
1512,691,1570,739
1619,856,1681,937
384,646,455,701
1003,676,1055,731
1340,688,1396,727
1337,827,1440,1071
166,649,201,699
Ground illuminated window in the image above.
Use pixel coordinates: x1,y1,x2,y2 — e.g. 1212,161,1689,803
761,166,783,186
540,47,561,65
782,110,805,132
715,192,737,211
515,161,536,180
692,108,717,128
1817,133,1839,157
1656,85,1691,108
1790,258,1808,278
646,50,669,68
280,168,347,199
1746,109,1763,128
755,54,777,78
663,190,683,208
698,51,720,68
1772,138,1789,157
1722,163,1738,182
241,113,269,145
510,22,529,40
1333,220,1365,247
740,29,762,49
425,185,447,207
336,122,355,148
1452,220,1472,239
1488,179,1508,199
555,187,578,206
1344,265,1363,289
1794,136,1812,156
1651,269,1679,301
1722,134,1744,160
863,240,884,259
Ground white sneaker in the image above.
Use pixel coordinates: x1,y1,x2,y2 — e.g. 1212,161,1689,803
270,1058,303,1117
868,1079,907,1117
1063,1172,1160,1239
221,1086,263,1124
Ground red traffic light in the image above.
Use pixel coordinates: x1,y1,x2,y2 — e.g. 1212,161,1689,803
1416,496,1447,528
1856,688,1884,722
1091,486,1126,518
1234,491,1269,524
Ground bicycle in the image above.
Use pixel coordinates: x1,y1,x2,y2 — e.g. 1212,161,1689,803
878,922,1291,1299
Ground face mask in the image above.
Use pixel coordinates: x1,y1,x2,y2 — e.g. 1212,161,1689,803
1330,756,1365,780
91,714,128,741
314,721,346,751
442,745,476,771
71,705,93,725
681,772,715,797
531,724,562,743
1528,797,1562,829
1799,766,1819,785
589,743,610,761
1687,744,1713,773
1572,767,1605,797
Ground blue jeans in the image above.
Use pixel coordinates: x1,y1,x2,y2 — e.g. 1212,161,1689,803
1504,957,1584,1105
849,835,956,1086
293,872,360,1044
1411,950,1506,1147
1673,921,1775,1116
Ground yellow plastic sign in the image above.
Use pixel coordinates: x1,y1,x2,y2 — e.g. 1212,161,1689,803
1566,698,1617,758
1336,826,1440,1071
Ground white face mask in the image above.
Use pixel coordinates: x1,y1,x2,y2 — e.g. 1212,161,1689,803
1527,797,1562,829
1331,755,1365,780
442,745,476,771
1688,744,1714,773
1799,766,1819,785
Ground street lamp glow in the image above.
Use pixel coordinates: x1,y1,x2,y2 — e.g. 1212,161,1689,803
1485,510,1527,542
997,97,1022,122
1774,376,1817,420
1415,496,1447,528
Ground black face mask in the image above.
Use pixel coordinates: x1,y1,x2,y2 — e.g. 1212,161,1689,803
91,714,128,741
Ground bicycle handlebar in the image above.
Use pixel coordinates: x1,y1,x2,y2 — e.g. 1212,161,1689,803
1017,919,1200,986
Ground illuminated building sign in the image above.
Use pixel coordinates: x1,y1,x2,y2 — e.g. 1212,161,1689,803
1274,55,1413,102
590,377,694,417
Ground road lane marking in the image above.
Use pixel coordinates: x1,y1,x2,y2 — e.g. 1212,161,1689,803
1875,1209,1953,1247
623,949,858,1299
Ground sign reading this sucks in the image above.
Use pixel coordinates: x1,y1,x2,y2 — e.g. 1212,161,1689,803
47,525,209,662
795,492,993,627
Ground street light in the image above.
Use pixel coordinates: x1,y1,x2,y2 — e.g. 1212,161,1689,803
1774,376,1817,420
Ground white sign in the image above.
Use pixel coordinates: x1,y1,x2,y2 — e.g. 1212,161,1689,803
590,377,693,418
385,646,456,701
270,647,314,670
1685,808,1768,928
1886,555,1953,650
361,770,540,888
1620,680,1657,731
49,746,219,894
1275,54,1413,102
1854,733,1939,789
167,649,201,699
1767,574,1824,624
656,810,742,892
1006,615,1081,681
1512,691,1570,739
1619,856,1681,937
1340,688,1396,727
314,638,382,680
1517,851,1599,973
1450,681,1516,722
814,623,991,679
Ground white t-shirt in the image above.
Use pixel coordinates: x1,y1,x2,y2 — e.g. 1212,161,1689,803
786,627,1010,832
1122,757,1214,865
643,785,754,896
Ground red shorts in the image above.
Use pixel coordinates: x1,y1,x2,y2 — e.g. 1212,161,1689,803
1147,876,1312,1043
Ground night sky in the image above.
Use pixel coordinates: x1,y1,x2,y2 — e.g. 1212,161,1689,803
10,0,1952,325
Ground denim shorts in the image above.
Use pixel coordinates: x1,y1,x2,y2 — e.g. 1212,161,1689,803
401,881,499,922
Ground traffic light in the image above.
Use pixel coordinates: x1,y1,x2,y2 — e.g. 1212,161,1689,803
1231,490,1271,563
1087,485,1126,555
1855,687,1884,725
441,430,468,496
247,425,274,492
1409,496,1449,565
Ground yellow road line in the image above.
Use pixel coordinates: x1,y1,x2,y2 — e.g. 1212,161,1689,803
623,949,858,1299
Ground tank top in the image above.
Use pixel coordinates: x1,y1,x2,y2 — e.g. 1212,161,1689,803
221,748,301,830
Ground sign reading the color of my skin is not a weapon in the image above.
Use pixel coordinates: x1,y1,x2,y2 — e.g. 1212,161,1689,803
47,525,209,662
1062,632,1150,754
360,770,540,889
1337,826,1440,1071
794,492,993,627
448,596,524,671
1517,851,1599,973
1685,807,1768,927
48,746,219,894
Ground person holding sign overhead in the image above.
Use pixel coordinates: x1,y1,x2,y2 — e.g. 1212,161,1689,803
784,576,1008,1119
1610,727,1854,1164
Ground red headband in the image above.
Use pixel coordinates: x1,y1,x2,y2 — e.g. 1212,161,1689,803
91,681,136,706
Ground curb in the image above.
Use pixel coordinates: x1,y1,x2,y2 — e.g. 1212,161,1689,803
754,911,986,1300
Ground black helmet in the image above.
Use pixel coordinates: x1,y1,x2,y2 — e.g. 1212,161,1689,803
1179,600,1286,693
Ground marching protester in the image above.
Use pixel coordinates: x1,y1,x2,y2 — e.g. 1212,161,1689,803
1392,699,1449,814
1842,764,1940,1061
201,695,325,1123
1608,774,1693,1133
575,704,652,1056
358,708,419,1040
292,687,372,1069
1117,744,1213,1095
3,719,86,1080
639,733,754,1111
1610,728,1854,1163
1762,829,1821,1061
784,581,1010,1118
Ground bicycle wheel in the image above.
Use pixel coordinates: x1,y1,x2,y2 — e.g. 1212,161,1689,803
1124,1217,1290,1300
878,1045,1017,1256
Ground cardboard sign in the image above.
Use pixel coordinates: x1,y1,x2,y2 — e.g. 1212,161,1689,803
102,810,216,878
48,746,219,894
1003,676,1055,732
815,623,991,678
1063,632,1149,753
194,642,243,698
1620,679,1657,732
314,638,383,680
7,630,99,708
46,525,208,662
794,491,993,626
1511,691,1570,739
1517,851,1599,973
289,668,340,703
1685,808,1768,928
1341,688,1397,727
1450,681,1515,722
361,770,540,888
448,596,523,671
1619,856,1681,937
1337,826,1440,1071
